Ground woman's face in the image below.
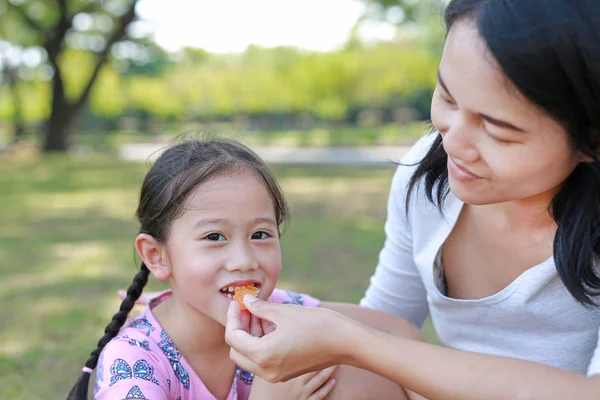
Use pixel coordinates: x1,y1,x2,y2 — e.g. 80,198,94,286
430,20,586,206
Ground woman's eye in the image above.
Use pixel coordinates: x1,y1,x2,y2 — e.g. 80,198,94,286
205,233,226,241
482,125,512,144
441,94,455,105
251,231,271,240
486,133,512,144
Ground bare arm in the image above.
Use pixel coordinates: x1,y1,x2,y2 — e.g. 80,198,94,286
320,301,424,341
226,299,600,400
344,322,600,400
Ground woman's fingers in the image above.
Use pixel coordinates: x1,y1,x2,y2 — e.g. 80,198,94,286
226,298,352,384
250,314,264,337
240,309,252,333
243,295,282,322
230,347,261,375
304,366,338,394
226,301,263,354
307,376,337,400
261,317,277,335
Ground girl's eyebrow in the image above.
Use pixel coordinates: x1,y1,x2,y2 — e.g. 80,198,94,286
437,68,525,133
193,217,277,230
194,218,227,230
253,217,277,226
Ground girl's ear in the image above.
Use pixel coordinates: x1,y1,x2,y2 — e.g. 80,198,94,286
135,233,171,281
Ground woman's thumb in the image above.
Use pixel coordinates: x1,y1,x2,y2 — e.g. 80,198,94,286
243,295,279,321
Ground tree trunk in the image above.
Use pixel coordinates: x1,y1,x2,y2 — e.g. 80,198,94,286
42,65,75,152
40,0,139,153
43,108,77,152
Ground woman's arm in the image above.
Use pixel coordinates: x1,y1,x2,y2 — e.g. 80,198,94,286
321,301,427,400
350,325,600,400
226,298,600,400
320,302,424,341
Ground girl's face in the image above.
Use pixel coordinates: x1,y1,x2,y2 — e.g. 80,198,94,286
162,168,282,326
430,20,586,206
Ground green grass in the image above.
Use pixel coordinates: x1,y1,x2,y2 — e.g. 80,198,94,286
0,154,438,399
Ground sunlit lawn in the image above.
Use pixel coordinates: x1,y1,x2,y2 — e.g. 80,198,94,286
0,154,438,399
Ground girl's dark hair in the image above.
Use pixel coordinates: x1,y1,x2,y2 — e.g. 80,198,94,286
408,0,600,305
67,137,289,399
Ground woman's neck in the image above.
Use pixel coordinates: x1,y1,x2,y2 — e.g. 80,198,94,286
476,189,558,234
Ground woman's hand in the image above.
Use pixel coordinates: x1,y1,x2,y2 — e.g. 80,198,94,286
249,369,337,400
225,295,362,383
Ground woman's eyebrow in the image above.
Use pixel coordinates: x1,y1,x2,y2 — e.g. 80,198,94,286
437,68,525,133
479,113,525,132
437,68,452,96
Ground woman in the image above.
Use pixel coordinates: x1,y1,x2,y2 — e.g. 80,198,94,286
225,0,600,398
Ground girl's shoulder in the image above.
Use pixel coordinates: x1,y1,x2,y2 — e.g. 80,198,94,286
268,289,321,307
93,310,183,399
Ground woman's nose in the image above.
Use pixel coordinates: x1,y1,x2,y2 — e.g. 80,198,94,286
441,115,479,163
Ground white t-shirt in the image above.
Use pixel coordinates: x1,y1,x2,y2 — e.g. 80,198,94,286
360,133,600,376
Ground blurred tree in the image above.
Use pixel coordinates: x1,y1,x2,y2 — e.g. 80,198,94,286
0,0,143,152
0,46,25,143
362,0,447,24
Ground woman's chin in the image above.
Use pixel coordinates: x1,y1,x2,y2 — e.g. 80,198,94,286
449,181,495,206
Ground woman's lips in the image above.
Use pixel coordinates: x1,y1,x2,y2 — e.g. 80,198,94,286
447,157,482,183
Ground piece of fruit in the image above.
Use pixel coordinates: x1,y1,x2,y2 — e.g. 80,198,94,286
234,284,259,311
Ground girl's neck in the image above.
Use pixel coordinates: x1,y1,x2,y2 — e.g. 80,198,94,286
152,292,239,399
152,292,230,356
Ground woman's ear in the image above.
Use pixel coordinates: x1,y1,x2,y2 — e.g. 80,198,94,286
135,233,171,281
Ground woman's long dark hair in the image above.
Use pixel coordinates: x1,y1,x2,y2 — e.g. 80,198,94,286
407,0,600,305
67,138,289,399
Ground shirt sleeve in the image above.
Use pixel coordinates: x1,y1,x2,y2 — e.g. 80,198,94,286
359,134,434,328
94,335,170,400
587,327,600,376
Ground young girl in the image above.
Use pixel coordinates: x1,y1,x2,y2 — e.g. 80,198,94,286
65,138,333,399
68,138,411,400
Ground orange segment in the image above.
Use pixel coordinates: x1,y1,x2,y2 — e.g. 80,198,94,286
233,284,259,311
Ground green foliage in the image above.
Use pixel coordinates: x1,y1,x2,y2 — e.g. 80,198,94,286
0,1,444,129
119,41,438,122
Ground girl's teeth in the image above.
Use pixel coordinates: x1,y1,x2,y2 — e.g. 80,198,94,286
228,287,234,292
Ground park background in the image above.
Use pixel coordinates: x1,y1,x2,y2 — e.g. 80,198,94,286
0,0,446,398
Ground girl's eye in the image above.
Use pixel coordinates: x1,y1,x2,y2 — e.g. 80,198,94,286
205,233,226,241
251,231,271,240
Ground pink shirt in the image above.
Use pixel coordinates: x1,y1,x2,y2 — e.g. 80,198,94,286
94,289,319,400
